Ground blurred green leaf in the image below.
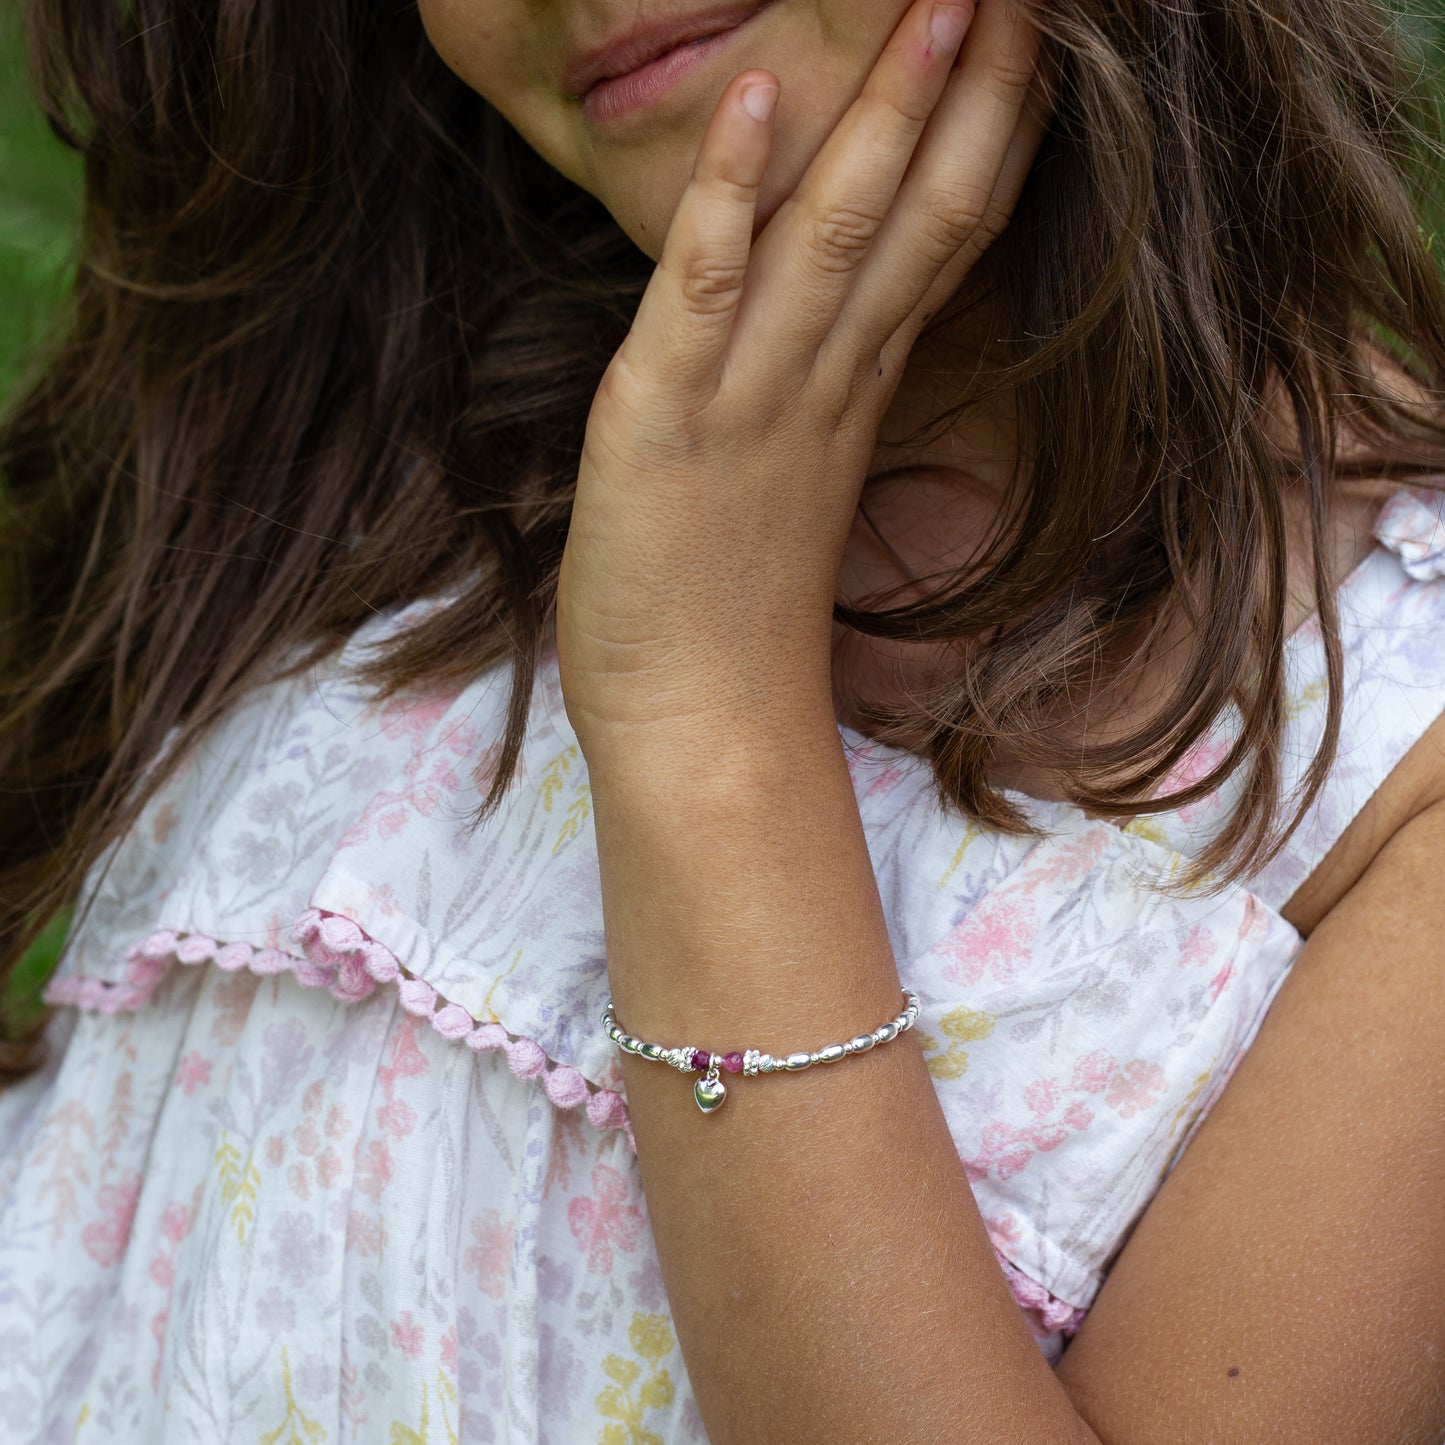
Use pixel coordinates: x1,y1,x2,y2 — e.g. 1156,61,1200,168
0,9,81,399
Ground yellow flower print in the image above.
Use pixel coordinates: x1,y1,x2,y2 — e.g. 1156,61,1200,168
916,1005,996,1081
1286,678,1327,720
1121,815,1169,847
214,1133,260,1243
258,1345,326,1444
936,821,983,891
538,746,577,812
596,1312,677,1444
552,783,592,856
386,1371,460,1445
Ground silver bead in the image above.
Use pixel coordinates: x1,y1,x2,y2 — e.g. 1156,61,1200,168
638,1041,664,1061
784,1051,813,1071
847,1033,876,1052
818,1043,846,1064
757,1055,777,1073
743,1049,759,1076
875,1022,898,1044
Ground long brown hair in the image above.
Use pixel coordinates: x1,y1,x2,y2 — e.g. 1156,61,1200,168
5,0,1445,1081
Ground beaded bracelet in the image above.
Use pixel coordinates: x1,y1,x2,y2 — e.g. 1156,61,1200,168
601,987,921,1114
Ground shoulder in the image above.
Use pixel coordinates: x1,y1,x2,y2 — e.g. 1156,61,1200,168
1282,703,1445,935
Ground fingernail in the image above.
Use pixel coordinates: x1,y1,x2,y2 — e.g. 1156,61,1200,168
740,83,779,122
930,3,973,51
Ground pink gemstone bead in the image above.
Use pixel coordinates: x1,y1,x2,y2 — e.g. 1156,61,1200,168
690,1049,711,1071
722,1052,744,1073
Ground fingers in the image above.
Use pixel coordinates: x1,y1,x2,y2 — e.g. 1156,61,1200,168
734,0,979,370
832,0,1046,372
618,70,780,403
877,44,1057,376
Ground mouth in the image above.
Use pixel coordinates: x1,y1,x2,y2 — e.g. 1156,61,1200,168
567,2,779,125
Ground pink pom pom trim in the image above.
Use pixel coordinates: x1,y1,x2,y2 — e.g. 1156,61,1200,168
50,911,1090,1336
45,909,636,1145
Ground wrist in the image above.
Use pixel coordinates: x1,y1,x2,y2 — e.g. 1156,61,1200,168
571,698,845,800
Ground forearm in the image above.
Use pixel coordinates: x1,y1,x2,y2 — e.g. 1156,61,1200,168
587,721,1099,1445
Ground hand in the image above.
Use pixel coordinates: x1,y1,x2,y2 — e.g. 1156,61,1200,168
555,0,1054,758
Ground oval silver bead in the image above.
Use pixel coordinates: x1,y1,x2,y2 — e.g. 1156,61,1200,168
818,1043,847,1064
784,1051,813,1071
875,1022,899,1044
847,1033,876,1052
639,1042,665,1061
620,1035,640,1053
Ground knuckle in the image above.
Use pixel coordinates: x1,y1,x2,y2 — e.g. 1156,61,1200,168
802,203,885,272
916,193,985,255
875,81,936,129
674,257,748,315
988,49,1040,99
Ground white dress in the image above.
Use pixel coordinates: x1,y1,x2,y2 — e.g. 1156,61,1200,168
2,487,1444,1443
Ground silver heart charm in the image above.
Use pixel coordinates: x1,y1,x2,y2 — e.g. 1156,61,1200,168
694,1072,727,1113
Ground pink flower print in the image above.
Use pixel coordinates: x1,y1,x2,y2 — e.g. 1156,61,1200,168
81,1169,143,1267
441,1326,458,1371
264,1133,286,1168
1208,961,1236,1002
1070,1048,1116,1095
367,882,402,917
316,1147,342,1190
287,1162,312,1202
376,694,460,745
294,1117,321,1157
463,1210,515,1299
160,1201,192,1245
937,894,1036,989
150,1309,170,1389
344,1210,387,1258
985,1212,1022,1249
567,1163,646,1274
385,1018,431,1082
1105,1059,1167,1120
972,1120,1035,1182
391,1311,425,1359
1177,924,1216,971
1061,1100,1094,1131
355,1139,394,1202
1023,1077,1059,1118
864,761,909,800
1029,827,1110,887
1157,734,1232,823
324,1103,351,1140
173,1051,212,1096
149,1253,174,1289
377,1096,417,1141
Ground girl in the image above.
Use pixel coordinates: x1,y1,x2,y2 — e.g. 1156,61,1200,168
2,0,1444,1438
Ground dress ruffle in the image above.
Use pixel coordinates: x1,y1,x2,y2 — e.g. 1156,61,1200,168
44,912,634,1137
43,911,1092,1349
1374,485,1445,581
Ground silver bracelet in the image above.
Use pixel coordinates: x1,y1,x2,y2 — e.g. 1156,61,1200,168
601,987,920,1114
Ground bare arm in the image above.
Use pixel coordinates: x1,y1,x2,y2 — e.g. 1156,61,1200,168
589,719,1445,1444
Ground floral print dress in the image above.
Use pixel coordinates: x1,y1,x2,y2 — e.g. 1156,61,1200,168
2,486,1444,1443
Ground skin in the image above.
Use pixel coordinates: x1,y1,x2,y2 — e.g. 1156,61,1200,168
411,6,1445,1438
417,0,1394,785
415,0,1019,642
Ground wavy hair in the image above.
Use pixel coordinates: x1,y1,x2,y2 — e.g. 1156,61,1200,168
5,0,1445,1080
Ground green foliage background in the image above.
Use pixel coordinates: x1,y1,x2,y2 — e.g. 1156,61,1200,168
1,7,1445,1008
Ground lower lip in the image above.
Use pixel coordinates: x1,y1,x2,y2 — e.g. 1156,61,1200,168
582,8,769,126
